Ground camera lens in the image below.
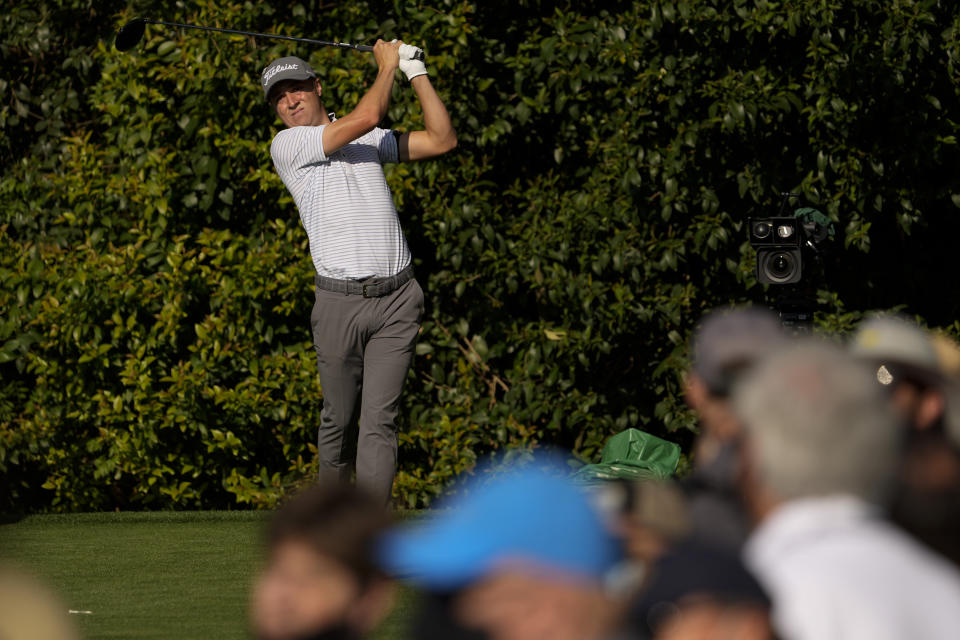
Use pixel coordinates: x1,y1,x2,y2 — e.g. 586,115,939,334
764,251,797,282
753,222,771,239
771,254,791,276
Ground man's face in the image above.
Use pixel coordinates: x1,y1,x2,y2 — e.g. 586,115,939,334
655,601,773,640
251,539,361,640
271,78,324,128
454,568,616,640
685,374,742,438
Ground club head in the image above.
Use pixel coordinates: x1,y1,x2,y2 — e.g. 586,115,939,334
115,18,147,51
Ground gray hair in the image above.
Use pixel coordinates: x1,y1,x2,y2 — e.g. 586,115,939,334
732,339,901,504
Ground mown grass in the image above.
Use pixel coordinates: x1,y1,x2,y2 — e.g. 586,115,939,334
0,511,415,639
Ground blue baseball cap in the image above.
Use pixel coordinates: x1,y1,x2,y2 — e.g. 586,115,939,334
378,457,622,590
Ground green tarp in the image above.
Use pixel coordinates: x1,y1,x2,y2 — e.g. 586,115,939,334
572,428,680,485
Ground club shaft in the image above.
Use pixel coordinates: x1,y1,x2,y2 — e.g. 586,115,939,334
143,19,373,52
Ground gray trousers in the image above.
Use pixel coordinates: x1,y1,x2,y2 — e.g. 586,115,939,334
310,277,424,505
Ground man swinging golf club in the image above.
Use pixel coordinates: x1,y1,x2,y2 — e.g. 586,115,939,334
262,39,456,507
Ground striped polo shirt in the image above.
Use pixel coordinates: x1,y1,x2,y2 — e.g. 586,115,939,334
270,124,412,279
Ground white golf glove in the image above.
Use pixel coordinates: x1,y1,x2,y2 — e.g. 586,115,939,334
398,42,427,81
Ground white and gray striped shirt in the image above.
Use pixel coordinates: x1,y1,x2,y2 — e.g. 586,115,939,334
270,124,411,279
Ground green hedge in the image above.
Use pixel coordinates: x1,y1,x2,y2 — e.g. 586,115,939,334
3,0,960,511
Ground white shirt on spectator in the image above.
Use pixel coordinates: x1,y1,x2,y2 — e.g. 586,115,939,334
744,494,960,640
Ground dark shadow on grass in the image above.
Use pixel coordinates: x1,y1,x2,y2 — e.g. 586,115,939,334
0,512,26,525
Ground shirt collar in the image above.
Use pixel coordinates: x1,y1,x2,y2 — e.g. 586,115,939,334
745,495,880,568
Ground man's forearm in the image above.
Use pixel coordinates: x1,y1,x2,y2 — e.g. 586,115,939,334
321,40,401,154
411,75,457,152
353,67,397,126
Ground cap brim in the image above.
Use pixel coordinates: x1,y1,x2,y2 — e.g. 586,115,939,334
264,71,316,102
378,514,499,590
873,360,943,389
377,457,622,590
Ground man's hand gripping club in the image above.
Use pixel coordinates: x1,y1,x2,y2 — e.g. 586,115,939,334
396,42,428,81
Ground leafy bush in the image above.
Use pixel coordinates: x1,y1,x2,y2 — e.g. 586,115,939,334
3,0,960,511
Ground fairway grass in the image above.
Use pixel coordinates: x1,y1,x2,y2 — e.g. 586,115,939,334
0,511,414,640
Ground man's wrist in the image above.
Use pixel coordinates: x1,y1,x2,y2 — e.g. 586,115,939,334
376,66,399,80
399,60,427,81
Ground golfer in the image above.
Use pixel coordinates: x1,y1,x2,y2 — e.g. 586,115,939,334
261,40,456,506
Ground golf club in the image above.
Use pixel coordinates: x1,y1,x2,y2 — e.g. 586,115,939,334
115,18,423,58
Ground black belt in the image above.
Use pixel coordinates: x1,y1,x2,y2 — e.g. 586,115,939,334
314,264,414,298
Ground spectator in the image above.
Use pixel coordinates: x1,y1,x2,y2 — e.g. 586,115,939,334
378,458,627,640
607,479,772,640
613,479,691,567
850,316,960,566
631,544,773,640
0,565,80,640
250,484,394,640
931,331,960,449
733,340,960,640
683,307,788,549
850,315,946,431
588,478,691,603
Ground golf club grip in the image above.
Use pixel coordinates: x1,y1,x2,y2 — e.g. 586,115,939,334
355,44,425,61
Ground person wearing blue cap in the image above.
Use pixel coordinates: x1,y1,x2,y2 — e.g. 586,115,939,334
378,458,630,640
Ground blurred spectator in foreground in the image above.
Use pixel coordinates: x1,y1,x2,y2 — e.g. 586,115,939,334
587,479,691,602
0,565,80,640
851,316,960,567
606,479,773,639
734,340,960,640
631,544,773,640
612,479,691,568
931,331,960,451
250,484,394,640
850,315,947,431
379,457,627,640
683,307,788,549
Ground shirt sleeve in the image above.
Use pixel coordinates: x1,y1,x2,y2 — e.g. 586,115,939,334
270,125,329,181
371,127,400,164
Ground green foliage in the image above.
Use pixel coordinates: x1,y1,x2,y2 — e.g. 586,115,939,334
3,0,960,511
1,222,319,509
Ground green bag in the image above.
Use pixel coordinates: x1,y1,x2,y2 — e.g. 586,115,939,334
572,428,680,485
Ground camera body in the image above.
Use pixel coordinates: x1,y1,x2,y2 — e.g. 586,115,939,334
749,216,803,284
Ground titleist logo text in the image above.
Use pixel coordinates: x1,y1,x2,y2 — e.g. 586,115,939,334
263,63,299,85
